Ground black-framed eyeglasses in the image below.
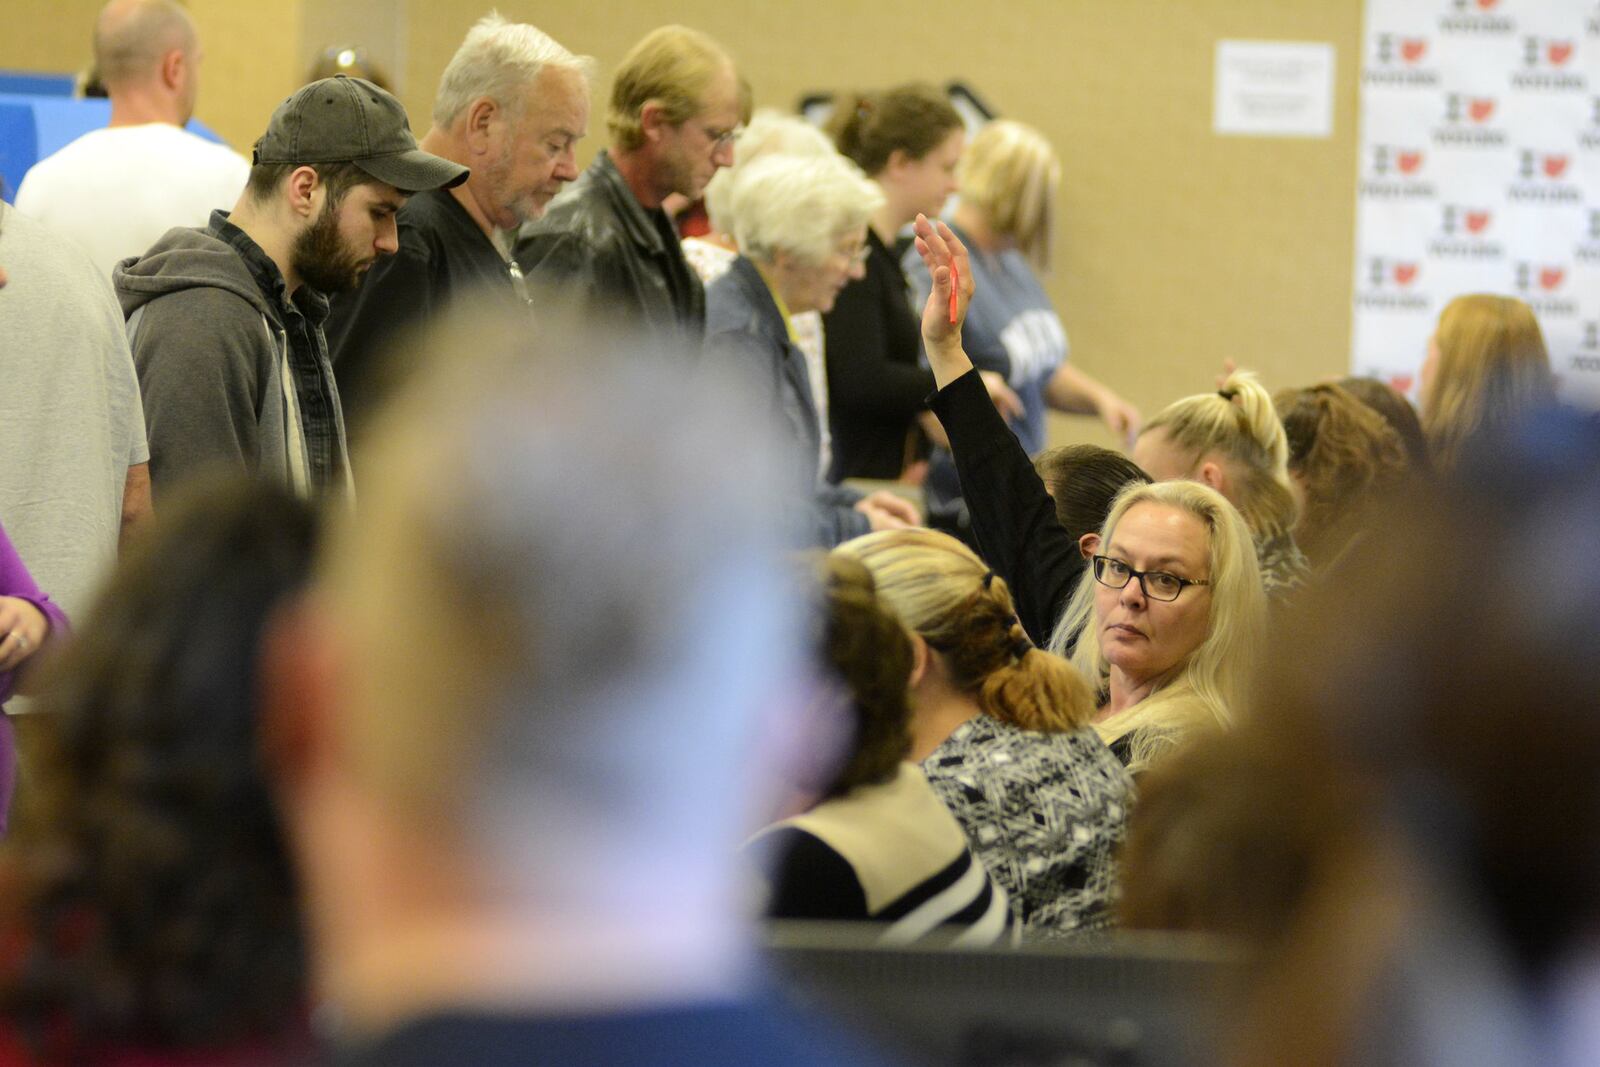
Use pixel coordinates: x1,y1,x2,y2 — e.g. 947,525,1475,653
1092,555,1211,602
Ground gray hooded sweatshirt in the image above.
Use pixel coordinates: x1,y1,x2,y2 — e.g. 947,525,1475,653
113,223,351,500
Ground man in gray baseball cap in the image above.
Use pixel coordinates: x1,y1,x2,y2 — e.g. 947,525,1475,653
113,76,467,501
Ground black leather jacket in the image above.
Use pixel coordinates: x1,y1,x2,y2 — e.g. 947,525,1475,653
513,151,704,344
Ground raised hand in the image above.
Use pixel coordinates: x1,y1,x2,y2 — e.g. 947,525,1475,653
911,214,977,390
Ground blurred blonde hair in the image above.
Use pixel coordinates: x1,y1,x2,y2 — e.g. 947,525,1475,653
1422,294,1553,474
835,528,1096,734
1141,370,1298,543
1049,480,1266,773
958,119,1061,271
608,25,733,152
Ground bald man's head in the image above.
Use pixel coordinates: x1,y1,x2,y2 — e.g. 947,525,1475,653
93,0,197,92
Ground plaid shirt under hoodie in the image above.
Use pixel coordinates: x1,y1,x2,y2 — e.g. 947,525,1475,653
211,210,352,496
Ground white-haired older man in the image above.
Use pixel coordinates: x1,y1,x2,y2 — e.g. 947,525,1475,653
327,14,593,431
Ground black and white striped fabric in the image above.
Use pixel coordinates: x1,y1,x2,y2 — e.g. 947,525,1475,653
751,764,1014,945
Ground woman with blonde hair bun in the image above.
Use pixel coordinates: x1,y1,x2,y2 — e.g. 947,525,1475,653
835,527,1133,936
1133,370,1310,600
1050,479,1267,773
1420,293,1553,474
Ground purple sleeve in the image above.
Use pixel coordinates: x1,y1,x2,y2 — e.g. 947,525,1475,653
0,522,71,706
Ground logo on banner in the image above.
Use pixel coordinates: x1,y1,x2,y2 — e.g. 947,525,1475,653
1579,209,1600,263
1514,38,1587,90
1367,34,1440,85
1571,321,1600,374
1435,94,1507,146
1509,149,1583,202
1432,205,1503,258
1515,261,1580,316
1356,257,1430,310
1441,0,1514,34
1363,145,1436,198
1583,96,1600,148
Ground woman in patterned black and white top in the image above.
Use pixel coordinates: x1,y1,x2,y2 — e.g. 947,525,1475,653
834,528,1133,938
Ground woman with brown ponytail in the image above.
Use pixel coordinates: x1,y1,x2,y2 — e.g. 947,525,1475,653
835,528,1133,937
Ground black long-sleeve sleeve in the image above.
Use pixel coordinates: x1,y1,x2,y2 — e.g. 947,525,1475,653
927,368,1086,647
756,827,871,922
822,231,935,480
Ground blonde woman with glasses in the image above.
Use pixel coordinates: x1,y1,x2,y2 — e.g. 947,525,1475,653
910,214,1266,774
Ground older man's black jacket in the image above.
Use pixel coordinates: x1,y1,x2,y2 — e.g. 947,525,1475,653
513,150,704,344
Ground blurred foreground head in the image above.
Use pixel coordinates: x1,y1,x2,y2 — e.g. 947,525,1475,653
1,476,316,1060
265,304,803,1023
1133,408,1600,1064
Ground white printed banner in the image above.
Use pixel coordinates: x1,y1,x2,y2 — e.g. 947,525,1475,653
1353,0,1600,404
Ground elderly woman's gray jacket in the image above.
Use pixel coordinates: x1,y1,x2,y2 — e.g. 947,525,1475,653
705,255,869,548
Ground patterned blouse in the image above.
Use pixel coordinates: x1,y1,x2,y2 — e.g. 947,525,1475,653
921,714,1134,938
1257,530,1312,603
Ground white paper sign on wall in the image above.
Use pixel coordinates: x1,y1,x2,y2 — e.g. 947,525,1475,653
1214,40,1337,138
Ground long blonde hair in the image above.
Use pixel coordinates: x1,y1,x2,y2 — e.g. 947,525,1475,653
835,528,1096,733
1139,370,1298,543
958,119,1061,271
1049,481,1266,772
1422,294,1554,474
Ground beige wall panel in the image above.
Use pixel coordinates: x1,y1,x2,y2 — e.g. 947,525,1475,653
300,0,407,96
186,0,304,151
0,0,104,76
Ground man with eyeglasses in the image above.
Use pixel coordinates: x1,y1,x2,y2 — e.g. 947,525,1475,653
515,25,740,344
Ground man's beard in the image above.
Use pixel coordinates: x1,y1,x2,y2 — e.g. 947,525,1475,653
482,141,539,229
291,200,367,294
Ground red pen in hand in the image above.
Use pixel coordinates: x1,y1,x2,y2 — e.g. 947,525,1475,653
948,261,960,326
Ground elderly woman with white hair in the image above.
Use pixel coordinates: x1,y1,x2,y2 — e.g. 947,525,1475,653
705,153,918,546
685,111,841,474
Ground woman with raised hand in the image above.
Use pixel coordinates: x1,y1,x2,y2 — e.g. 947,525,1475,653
835,527,1132,936
912,216,1265,773
1419,293,1553,474
823,84,1020,484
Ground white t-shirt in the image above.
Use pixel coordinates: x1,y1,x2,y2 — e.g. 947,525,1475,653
0,203,149,628
15,123,249,277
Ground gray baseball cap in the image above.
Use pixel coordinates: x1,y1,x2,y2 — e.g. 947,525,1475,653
253,75,468,193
